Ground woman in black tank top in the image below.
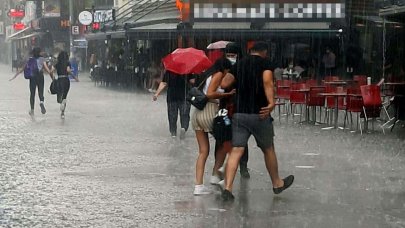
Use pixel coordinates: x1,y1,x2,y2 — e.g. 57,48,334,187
54,51,75,119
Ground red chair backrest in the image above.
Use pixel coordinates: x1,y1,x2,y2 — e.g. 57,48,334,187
353,75,367,81
276,80,291,99
307,87,325,106
325,76,340,82
306,79,317,87
290,83,306,104
360,85,382,107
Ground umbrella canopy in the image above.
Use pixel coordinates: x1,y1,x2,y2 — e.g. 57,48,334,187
162,48,212,75
207,49,224,63
207,40,231,50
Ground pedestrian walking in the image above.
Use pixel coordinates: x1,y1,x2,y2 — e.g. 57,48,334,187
210,43,251,187
191,58,235,195
54,51,78,119
9,47,53,116
153,70,192,139
220,42,294,201
322,47,336,77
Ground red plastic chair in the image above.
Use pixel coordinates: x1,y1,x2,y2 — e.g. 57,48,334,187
353,75,367,86
305,79,318,87
360,85,383,133
290,83,307,122
343,88,364,132
324,86,346,124
275,80,291,121
307,87,326,123
276,80,291,100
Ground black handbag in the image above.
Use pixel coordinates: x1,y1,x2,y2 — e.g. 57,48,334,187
212,109,232,142
50,79,58,95
187,87,208,110
186,72,212,110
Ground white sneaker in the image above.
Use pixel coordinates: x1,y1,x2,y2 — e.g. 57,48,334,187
60,99,67,112
210,175,222,185
218,166,225,175
193,185,212,195
218,180,225,189
29,110,34,116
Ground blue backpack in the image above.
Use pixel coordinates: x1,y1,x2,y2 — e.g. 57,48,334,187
24,57,39,79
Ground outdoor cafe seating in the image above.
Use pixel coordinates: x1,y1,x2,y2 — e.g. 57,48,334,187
274,76,405,134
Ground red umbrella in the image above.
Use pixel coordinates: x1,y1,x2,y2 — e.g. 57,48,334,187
162,48,212,75
207,49,224,63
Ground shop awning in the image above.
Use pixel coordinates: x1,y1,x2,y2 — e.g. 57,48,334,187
16,32,45,40
85,30,126,41
6,27,32,41
380,5,405,21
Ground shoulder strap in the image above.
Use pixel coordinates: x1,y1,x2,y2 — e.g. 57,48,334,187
196,67,216,89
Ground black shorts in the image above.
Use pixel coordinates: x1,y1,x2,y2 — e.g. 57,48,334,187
232,113,275,149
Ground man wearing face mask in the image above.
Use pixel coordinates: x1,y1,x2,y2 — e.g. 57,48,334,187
214,43,251,180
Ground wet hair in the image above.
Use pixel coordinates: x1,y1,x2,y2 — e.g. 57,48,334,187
225,42,241,56
200,58,232,79
56,51,69,73
212,58,232,73
251,41,269,52
32,47,41,58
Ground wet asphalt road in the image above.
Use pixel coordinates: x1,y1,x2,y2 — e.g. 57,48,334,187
0,64,405,228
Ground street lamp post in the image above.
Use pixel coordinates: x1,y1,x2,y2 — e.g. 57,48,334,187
69,0,74,57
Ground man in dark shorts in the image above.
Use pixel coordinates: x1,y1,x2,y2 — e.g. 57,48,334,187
221,42,294,200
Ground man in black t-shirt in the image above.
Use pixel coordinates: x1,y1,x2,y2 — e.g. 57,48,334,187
221,42,294,201
153,71,192,139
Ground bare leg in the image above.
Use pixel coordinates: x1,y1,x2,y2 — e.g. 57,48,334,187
224,147,245,191
263,145,284,188
212,141,231,176
195,130,209,185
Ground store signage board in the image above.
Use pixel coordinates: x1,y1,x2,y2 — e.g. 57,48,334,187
190,0,345,22
44,0,61,17
93,10,113,23
72,26,80,35
79,11,93,25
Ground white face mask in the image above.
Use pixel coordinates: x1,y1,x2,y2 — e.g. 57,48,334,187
227,57,237,65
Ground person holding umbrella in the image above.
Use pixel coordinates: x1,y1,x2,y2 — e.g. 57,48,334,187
154,48,213,139
153,70,192,139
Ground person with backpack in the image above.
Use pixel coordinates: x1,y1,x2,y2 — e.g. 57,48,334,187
10,47,53,116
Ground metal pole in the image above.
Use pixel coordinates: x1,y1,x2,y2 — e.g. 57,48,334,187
382,18,386,80
69,0,74,57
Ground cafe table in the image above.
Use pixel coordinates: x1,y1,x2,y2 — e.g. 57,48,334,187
319,92,347,129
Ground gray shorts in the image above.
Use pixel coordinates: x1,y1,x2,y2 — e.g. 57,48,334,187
232,113,275,149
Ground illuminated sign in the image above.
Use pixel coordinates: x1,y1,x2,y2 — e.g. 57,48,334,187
191,0,345,22
8,9,25,18
13,22,25,30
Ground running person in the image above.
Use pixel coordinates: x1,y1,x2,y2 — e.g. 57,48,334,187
10,47,53,116
54,51,78,119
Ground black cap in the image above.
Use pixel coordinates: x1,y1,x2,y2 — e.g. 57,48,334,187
225,42,241,55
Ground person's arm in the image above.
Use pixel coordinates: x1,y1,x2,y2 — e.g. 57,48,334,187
9,67,25,81
259,70,275,119
220,72,235,89
42,62,53,79
206,71,236,100
153,82,168,101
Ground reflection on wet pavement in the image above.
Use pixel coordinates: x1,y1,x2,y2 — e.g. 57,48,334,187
0,64,404,227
